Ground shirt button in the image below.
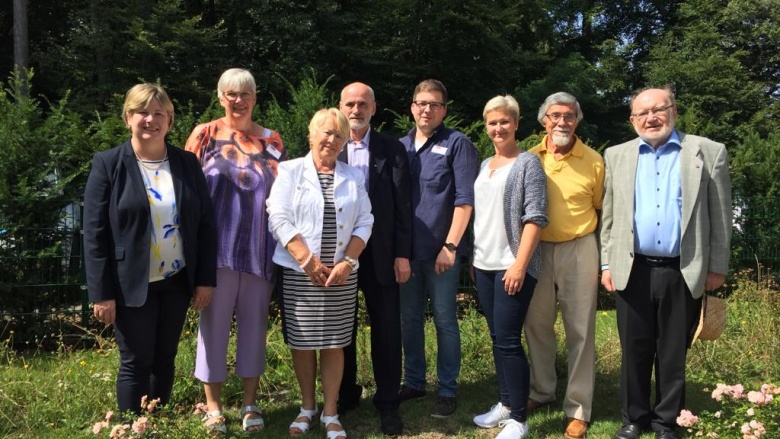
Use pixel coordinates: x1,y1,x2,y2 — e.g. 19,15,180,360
338,242,343,246
657,240,661,244
338,208,343,212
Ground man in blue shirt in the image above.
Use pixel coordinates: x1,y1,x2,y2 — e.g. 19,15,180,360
600,88,732,439
397,79,478,418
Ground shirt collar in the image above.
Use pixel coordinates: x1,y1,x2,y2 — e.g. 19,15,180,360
639,129,681,151
349,126,371,149
539,134,585,158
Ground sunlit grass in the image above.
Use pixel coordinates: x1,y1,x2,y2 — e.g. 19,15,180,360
1,270,777,438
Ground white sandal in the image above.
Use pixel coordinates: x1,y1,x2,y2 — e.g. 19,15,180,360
320,413,346,439
240,405,265,432
289,404,319,436
202,410,227,435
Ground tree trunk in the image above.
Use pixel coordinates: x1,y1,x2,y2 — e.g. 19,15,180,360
13,0,29,95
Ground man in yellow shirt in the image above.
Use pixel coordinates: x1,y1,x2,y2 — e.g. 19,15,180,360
526,92,604,439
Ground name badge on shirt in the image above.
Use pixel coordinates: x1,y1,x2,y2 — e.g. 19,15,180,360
431,145,448,155
266,144,282,160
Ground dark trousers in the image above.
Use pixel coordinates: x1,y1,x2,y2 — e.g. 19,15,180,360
114,270,191,415
340,251,402,412
474,268,536,423
615,256,701,432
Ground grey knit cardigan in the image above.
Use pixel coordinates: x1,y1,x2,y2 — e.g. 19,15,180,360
479,153,548,279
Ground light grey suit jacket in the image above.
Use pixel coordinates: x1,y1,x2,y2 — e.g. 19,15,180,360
599,132,732,299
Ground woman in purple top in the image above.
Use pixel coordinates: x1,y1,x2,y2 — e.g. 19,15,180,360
185,68,287,434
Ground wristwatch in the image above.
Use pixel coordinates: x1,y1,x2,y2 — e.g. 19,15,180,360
342,256,358,270
443,242,458,252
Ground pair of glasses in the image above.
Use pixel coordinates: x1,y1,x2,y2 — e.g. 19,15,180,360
413,101,445,111
545,113,577,123
632,104,674,121
222,91,254,101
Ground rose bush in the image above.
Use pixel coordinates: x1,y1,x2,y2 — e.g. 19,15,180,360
678,383,780,438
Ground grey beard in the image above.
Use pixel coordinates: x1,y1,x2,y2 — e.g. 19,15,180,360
552,133,571,147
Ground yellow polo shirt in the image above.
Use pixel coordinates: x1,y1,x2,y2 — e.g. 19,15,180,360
528,135,605,243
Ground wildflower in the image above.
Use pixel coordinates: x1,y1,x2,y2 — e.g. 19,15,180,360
79,360,87,367
92,421,109,435
748,391,774,406
109,424,129,438
193,402,208,415
676,409,698,427
131,416,149,434
747,408,755,416
146,397,161,414
105,411,114,422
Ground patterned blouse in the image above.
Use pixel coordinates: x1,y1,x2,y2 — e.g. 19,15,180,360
185,119,287,281
137,159,185,282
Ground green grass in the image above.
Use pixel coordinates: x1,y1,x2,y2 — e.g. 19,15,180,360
1,270,778,438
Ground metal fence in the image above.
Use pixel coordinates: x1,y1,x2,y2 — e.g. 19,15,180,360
1,200,778,330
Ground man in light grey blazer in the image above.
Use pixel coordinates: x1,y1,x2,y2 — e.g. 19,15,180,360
600,88,731,439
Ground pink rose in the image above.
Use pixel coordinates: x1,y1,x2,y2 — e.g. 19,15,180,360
676,409,699,428
132,416,149,434
91,420,108,435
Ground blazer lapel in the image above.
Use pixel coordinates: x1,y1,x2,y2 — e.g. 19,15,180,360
167,145,184,207
623,140,640,217
368,137,385,195
121,141,151,216
679,133,702,234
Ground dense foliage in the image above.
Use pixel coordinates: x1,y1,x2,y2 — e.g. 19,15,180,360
1,0,778,339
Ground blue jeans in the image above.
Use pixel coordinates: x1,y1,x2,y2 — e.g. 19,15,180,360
400,259,461,397
475,268,536,422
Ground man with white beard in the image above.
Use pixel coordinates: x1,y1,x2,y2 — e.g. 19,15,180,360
525,92,604,439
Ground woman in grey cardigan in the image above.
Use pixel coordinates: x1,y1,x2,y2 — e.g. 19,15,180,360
471,95,548,439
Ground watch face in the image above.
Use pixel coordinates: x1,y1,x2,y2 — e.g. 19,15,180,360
445,243,457,251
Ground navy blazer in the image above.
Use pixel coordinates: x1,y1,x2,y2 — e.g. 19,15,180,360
339,129,412,286
83,140,217,307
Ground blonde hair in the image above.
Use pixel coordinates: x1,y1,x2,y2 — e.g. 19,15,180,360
308,108,350,142
217,68,257,97
122,83,174,125
483,95,521,123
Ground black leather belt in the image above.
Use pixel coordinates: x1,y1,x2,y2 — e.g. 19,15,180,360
636,254,680,267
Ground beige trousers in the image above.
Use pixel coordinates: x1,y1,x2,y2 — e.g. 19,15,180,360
525,233,598,422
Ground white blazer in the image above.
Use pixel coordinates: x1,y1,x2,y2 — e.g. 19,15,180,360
267,152,373,271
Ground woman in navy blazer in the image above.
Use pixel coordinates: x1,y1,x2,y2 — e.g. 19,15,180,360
83,83,217,415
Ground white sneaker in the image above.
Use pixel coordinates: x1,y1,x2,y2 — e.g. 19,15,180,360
473,402,511,428
495,419,529,439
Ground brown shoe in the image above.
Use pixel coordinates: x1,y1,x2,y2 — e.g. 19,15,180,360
564,418,588,439
526,398,552,412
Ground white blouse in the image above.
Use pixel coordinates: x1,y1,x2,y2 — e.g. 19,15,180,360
473,159,516,270
137,160,185,282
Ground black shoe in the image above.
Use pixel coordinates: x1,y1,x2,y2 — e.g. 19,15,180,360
430,396,456,418
615,423,643,439
379,409,404,436
656,429,679,439
397,385,426,403
338,384,363,415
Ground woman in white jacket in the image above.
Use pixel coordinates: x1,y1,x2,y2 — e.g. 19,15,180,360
267,108,373,439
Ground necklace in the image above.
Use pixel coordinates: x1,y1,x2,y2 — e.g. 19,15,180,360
135,149,168,171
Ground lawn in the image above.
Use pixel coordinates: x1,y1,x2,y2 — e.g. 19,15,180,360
1,269,777,438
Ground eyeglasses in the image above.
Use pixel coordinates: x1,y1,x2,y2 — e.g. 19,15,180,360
222,91,254,101
545,113,577,123
413,101,445,111
631,104,674,121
